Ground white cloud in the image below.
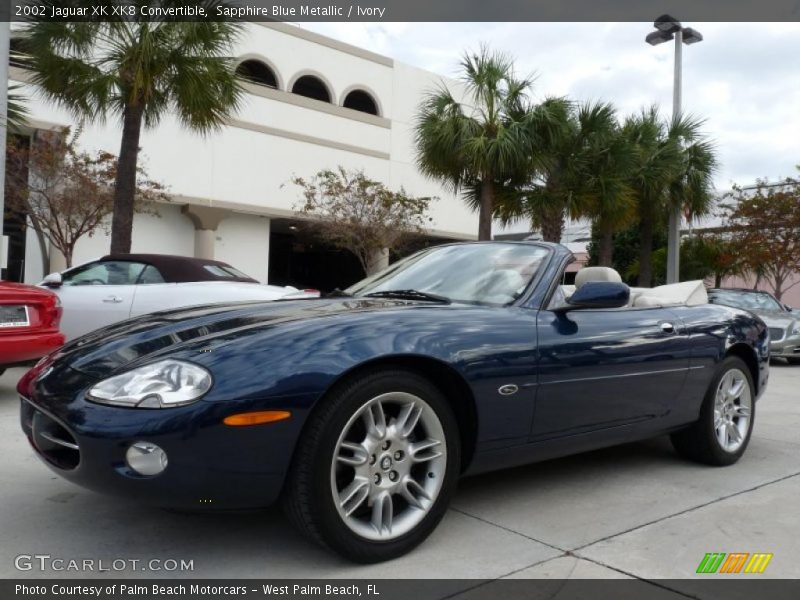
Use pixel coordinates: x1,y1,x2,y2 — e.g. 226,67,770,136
303,21,800,187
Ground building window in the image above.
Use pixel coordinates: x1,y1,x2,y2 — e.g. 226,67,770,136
235,60,278,89
343,89,379,116
291,75,331,103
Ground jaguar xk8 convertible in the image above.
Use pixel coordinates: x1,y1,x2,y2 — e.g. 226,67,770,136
18,242,769,562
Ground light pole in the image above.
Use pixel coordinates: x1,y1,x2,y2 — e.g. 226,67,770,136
646,15,703,284
0,20,9,274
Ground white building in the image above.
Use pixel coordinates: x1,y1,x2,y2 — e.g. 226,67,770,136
7,22,477,289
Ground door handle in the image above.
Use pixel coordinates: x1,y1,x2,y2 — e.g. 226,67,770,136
102,296,123,304
660,322,675,334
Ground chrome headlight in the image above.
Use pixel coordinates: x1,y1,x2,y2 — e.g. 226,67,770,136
792,320,800,335
88,359,213,408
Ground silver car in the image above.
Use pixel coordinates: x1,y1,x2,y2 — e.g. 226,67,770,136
708,288,800,364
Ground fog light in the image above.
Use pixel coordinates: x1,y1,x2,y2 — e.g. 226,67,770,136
126,442,168,476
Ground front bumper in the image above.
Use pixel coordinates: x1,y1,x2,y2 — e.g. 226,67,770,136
770,333,800,359
19,382,305,510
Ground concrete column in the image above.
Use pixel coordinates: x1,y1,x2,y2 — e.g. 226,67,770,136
181,205,228,260
194,228,216,260
366,248,389,275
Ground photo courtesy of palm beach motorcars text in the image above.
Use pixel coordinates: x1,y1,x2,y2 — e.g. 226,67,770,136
2,0,800,599
15,584,379,597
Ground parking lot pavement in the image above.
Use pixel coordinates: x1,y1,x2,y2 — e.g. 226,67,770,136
1,363,798,581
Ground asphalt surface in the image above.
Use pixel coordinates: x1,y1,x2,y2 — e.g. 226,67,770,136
1,362,798,585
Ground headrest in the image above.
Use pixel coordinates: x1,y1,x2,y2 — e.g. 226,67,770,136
575,266,623,289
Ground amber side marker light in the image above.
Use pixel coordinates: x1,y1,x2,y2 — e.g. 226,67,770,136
223,410,291,426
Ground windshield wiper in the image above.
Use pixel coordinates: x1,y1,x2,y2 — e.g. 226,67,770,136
363,289,451,304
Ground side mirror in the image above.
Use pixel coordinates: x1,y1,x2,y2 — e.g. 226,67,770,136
785,304,793,312
565,281,630,310
42,272,63,288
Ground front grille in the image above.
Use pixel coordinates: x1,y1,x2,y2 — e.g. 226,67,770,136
20,399,80,470
769,327,785,342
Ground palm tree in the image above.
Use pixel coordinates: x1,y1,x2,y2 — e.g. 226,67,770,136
496,101,634,257
622,108,716,286
21,6,243,253
414,47,551,240
578,105,636,265
6,84,30,130
498,96,572,242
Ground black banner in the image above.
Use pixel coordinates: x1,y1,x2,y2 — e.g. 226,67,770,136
3,0,800,23
4,580,800,600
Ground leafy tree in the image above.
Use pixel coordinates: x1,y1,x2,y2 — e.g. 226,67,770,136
721,177,800,300
414,46,556,240
290,167,433,276
20,3,243,253
5,129,165,268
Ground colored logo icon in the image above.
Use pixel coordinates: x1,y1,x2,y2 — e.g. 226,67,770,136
696,552,773,574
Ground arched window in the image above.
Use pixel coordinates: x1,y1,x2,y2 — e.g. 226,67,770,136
291,75,331,103
235,60,278,89
343,89,379,116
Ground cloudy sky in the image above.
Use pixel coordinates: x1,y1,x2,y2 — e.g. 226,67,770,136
304,22,800,190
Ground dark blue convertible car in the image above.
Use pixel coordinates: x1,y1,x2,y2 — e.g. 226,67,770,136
19,241,769,562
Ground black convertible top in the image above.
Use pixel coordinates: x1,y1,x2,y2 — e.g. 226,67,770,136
99,254,258,284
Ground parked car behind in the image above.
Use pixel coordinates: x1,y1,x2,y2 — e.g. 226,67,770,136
40,254,319,340
0,281,64,376
708,288,800,363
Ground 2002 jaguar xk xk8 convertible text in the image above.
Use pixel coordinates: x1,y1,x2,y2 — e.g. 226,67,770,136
18,242,769,562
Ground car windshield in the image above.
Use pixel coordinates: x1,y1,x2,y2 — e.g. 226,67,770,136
710,290,783,312
346,243,550,306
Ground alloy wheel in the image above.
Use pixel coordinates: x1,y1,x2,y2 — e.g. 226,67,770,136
713,368,752,453
330,391,447,541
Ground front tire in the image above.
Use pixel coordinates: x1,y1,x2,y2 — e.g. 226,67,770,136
283,369,460,563
670,356,755,466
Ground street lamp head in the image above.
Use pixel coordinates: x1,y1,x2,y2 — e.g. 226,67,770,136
681,27,704,44
646,30,674,46
654,14,681,33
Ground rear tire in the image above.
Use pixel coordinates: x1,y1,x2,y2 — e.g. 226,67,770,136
786,357,800,365
671,356,755,466
282,369,460,563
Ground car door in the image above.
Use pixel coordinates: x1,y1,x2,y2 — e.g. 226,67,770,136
531,305,691,440
55,260,145,340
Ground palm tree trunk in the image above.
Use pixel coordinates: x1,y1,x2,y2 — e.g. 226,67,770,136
638,215,653,287
110,102,145,254
478,179,494,241
597,221,614,266
540,206,564,243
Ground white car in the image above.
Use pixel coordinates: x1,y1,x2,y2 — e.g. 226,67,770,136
40,254,319,340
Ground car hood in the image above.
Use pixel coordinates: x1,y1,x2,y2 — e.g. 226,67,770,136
50,297,443,380
749,311,795,329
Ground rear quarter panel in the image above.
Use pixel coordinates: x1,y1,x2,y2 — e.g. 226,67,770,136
669,303,769,423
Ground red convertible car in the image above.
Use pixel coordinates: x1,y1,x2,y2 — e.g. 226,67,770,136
0,281,64,376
